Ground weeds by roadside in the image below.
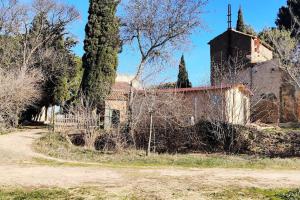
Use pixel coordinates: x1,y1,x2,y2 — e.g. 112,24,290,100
211,188,300,200
0,187,299,200
33,132,300,169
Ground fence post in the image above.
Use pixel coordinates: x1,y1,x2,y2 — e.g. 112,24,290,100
52,106,55,133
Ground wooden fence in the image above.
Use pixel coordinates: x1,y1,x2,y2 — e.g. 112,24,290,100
53,114,104,133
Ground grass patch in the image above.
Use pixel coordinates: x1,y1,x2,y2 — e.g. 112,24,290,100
0,187,109,200
0,188,75,200
0,127,35,135
0,187,299,200
211,188,300,200
0,129,14,135
33,132,300,169
262,127,300,134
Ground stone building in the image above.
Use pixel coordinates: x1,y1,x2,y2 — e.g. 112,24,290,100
135,84,252,125
209,28,274,86
171,84,252,125
209,28,300,123
105,82,251,127
104,75,141,129
104,81,130,128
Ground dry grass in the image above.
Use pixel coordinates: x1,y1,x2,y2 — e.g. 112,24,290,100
33,132,300,169
210,188,300,200
0,186,299,200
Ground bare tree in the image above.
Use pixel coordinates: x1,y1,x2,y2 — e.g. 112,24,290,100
22,0,79,69
0,0,80,128
0,0,79,69
120,0,208,138
261,28,299,85
261,6,300,88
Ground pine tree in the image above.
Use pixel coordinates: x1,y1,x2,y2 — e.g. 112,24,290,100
276,0,300,35
236,6,245,32
177,55,192,88
81,0,120,105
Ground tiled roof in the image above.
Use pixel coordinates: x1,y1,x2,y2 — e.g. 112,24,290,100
106,82,253,101
106,82,130,101
111,81,131,92
138,84,253,96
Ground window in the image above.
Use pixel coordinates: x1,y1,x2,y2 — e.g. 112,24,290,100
111,110,120,128
211,94,222,105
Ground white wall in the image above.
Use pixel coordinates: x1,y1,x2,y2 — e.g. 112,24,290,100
225,88,250,125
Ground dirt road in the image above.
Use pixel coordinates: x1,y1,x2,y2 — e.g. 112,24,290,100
0,129,299,198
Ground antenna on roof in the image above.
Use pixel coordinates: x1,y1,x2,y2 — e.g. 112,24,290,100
227,4,232,30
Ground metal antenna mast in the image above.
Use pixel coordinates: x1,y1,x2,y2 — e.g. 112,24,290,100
227,4,232,30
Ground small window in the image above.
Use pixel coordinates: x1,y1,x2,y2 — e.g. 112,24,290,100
211,94,222,105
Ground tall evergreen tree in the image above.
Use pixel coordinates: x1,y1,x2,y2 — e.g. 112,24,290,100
236,6,245,32
276,0,300,35
29,13,78,106
177,55,192,88
81,0,120,105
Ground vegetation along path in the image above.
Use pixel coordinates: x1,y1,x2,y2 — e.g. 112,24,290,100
0,129,300,197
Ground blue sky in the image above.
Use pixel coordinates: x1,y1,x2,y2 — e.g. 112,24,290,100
65,0,286,86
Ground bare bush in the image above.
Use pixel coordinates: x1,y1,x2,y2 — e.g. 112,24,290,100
63,97,101,149
0,68,42,128
132,88,197,154
131,87,252,153
95,129,126,152
56,98,127,152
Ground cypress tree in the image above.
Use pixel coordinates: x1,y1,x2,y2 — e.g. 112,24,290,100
81,0,120,105
177,55,192,88
236,6,245,32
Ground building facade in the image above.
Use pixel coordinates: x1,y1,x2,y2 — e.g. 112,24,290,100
170,84,251,125
209,28,300,123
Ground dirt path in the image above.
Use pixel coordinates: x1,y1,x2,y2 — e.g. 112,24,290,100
0,129,300,197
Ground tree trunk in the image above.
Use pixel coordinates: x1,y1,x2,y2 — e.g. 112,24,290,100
147,112,153,156
127,81,136,147
127,59,145,147
52,105,55,133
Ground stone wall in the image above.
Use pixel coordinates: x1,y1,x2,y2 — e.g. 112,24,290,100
279,83,300,123
183,87,250,125
220,59,282,123
105,99,128,125
245,60,281,123
210,30,252,85
251,38,273,63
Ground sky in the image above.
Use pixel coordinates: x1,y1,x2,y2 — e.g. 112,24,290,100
64,0,287,86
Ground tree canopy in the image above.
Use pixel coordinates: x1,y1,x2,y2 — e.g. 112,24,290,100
177,55,192,88
29,13,80,107
81,0,121,106
276,0,300,33
236,6,245,32
0,0,79,126
235,6,257,36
